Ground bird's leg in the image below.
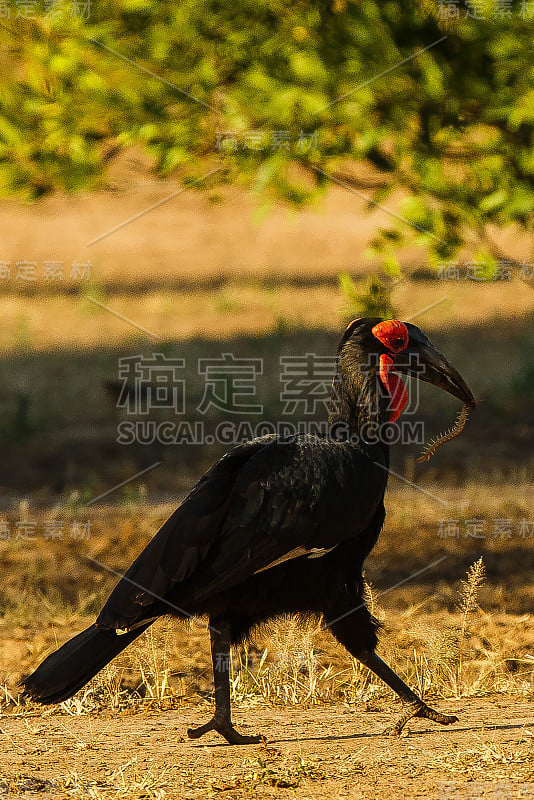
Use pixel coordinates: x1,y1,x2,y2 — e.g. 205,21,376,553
328,613,457,735
357,650,458,736
187,621,264,745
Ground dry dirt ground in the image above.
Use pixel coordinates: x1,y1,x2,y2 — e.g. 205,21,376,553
1,699,533,799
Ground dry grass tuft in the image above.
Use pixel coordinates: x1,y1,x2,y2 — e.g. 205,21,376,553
0,760,170,799
211,750,326,792
436,729,534,782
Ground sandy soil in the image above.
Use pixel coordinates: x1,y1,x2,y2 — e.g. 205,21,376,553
1,698,533,799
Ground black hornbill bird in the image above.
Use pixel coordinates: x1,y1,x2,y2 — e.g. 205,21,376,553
23,318,475,744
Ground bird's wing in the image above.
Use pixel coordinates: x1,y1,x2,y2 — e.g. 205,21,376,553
182,436,387,603
96,437,274,629
97,435,386,630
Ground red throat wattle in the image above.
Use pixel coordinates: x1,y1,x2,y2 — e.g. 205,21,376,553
378,354,408,422
372,320,410,423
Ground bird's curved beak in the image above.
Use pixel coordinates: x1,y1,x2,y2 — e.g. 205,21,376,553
395,326,476,409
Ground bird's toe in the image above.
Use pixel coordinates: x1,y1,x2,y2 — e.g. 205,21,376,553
437,713,458,726
383,722,404,737
218,726,265,745
187,717,265,745
416,705,459,726
383,702,459,736
187,722,214,740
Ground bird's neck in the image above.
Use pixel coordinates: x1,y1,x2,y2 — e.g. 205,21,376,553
328,360,392,455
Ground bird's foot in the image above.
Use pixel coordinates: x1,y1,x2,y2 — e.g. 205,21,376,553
384,701,458,736
187,716,265,745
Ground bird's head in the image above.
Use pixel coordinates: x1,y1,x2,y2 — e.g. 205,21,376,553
330,317,475,449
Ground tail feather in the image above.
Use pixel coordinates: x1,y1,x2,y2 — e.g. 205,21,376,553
22,622,149,705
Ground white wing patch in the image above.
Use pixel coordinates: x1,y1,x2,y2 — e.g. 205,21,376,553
254,544,337,575
307,546,337,559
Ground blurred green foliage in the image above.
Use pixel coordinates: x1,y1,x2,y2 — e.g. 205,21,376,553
1,0,534,266
339,272,395,318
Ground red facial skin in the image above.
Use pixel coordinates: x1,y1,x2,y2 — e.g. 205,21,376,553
371,320,410,422
371,320,409,353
